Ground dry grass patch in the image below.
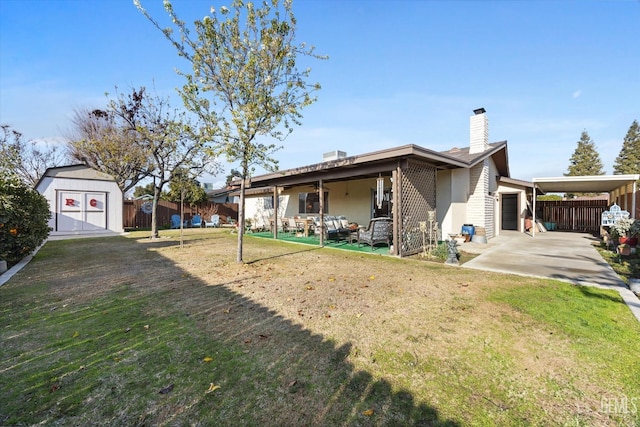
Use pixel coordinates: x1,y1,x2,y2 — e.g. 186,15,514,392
1,228,638,426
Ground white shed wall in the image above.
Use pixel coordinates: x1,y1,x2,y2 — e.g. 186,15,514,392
36,177,123,233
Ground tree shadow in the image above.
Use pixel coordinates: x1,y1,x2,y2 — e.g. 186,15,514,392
6,235,461,426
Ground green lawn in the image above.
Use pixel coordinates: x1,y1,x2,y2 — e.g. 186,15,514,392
1,229,638,426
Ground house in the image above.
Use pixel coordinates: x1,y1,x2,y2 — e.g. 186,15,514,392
206,186,234,204
35,164,123,235
241,109,533,256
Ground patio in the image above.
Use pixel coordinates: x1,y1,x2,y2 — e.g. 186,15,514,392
248,231,395,255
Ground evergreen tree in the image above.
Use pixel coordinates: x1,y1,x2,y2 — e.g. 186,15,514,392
613,120,640,181
133,182,163,199
565,131,605,177
225,168,242,187
165,169,208,205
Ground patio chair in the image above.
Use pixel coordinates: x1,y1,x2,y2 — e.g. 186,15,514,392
288,217,303,235
358,217,393,249
170,214,181,229
205,214,220,228
191,214,203,228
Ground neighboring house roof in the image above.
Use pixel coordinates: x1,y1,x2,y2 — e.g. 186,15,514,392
248,141,509,189
132,194,154,200
206,187,234,198
34,164,117,190
571,194,610,201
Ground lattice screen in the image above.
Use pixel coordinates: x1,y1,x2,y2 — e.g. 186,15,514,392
400,160,437,256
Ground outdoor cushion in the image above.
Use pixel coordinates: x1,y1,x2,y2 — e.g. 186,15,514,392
358,218,393,249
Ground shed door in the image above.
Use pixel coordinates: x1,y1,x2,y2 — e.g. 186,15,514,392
84,193,107,230
57,191,107,231
501,194,518,231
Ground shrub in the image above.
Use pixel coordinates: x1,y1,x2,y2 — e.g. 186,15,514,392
630,219,640,238
610,217,633,239
431,241,450,261
0,175,51,268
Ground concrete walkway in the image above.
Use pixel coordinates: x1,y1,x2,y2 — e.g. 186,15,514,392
460,231,640,322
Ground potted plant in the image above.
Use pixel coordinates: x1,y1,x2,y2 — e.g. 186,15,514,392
611,217,638,246
617,243,632,256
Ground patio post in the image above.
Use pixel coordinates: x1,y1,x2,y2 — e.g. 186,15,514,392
318,179,324,247
273,186,278,240
392,166,400,256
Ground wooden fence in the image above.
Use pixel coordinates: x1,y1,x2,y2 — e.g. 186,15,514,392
123,200,238,229
536,200,609,233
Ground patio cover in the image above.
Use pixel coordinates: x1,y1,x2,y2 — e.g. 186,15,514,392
531,174,640,236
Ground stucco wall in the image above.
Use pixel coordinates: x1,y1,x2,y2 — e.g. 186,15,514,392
496,183,529,233
245,178,383,230
437,169,471,237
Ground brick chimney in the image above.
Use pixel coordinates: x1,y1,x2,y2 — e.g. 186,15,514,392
469,107,488,154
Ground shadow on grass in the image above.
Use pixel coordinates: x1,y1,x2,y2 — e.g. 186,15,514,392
0,234,460,426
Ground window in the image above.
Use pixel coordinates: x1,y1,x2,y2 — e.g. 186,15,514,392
298,192,328,214
263,196,274,209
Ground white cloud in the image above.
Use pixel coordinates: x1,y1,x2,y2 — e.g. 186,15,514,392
572,90,582,99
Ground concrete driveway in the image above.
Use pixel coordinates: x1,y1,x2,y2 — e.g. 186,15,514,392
460,231,640,322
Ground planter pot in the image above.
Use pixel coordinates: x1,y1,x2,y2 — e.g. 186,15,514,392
618,245,632,256
619,236,638,247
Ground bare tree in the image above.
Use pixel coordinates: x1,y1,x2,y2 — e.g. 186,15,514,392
1,124,68,186
92,87,219,238
67,105,151,195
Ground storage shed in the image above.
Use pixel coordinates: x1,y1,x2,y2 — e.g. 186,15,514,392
35,164,123,235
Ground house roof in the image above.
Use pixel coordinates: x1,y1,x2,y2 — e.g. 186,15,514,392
532,175,640,193
498,176,534,189
248,141,509,189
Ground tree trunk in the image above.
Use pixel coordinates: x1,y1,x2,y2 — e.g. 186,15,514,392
236,177,246,263
151,182,160,239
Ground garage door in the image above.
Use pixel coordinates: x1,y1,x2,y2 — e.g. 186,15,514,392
57,191,107,232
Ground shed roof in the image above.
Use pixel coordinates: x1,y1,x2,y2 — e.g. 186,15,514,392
34,164,117,190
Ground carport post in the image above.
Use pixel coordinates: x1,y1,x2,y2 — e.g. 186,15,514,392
633,181,637,218
532,186,536,237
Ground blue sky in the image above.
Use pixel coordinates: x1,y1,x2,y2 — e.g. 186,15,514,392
1,0,639,188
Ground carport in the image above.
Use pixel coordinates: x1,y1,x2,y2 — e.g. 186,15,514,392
531,174,639,236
